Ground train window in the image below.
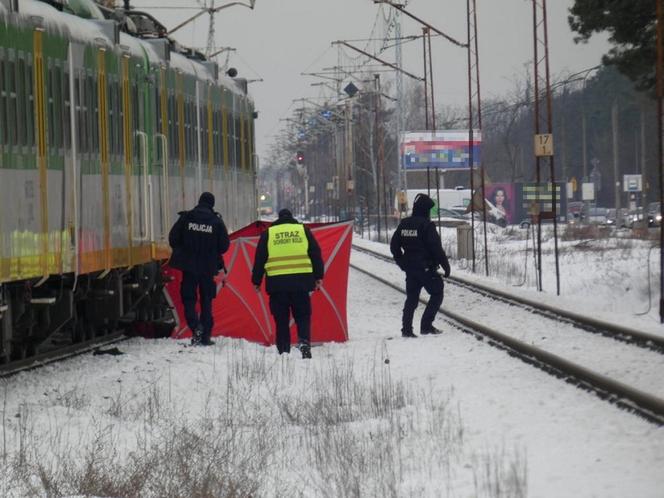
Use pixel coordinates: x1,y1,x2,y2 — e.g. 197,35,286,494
216,108,221,167
25,57,34,148
155,87,161,136
114,79,121,156
218,109,223,166
53,65,63,149
77,72,87,154
234,115,240,170
190,101,196,163
185,100,190,162
200,106,205,166
187,100,194,162
114,78,121,156
16,57,26,147
0,54,5,146
44,61,55,147
107,77,115,157
86,74,96,156
191,101,197,162
75,73,83,153
212,109,218,165
7,58,17,147
47,63,55,149
62,69,70,149
131,81,139,162
168,93,175,159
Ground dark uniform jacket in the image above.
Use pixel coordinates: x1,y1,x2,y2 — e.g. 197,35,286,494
390,213,451,276
168,204,230,276
252,215,325,294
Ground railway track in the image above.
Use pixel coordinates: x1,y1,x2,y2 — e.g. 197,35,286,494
352,244,664,352
0,332,129,378
351,243,664,425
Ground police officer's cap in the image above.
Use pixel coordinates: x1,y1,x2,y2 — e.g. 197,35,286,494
199,192,215,209
413,194,434,213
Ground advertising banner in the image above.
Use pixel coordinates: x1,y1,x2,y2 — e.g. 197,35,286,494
483,183,516,225
401,130,481,171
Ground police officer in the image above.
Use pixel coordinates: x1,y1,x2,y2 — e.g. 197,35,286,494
251,208,324,359
169,192,230,346
390,193,451,338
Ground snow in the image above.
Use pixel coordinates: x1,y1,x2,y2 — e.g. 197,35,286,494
1,227,663,497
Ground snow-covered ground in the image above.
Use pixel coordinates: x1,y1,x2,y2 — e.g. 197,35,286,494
363,223,661,333
0,226,663,497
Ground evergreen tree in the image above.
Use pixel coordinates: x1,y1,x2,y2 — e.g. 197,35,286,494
568,0,656,91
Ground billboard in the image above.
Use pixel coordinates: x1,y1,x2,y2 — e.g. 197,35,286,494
401,130,481,171
519,182,567,220
484,183,516,225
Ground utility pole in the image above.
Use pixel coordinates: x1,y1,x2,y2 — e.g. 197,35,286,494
467,0,488,275
395,7,406,212
656,0,663,323
532,0,560,295
422,28,429,130
205,0,215,57
345,99,355,220
612,101,621,213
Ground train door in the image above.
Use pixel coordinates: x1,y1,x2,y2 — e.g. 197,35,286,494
122,52,152,266
66,41,84,277
152,66,169,259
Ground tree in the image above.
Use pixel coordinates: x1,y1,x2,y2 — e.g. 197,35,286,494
568,0,656,91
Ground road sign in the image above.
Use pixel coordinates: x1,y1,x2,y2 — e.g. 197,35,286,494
582,182,594,201
534,134,554,157
623,174,642,192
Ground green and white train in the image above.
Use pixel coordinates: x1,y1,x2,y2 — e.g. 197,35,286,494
0,0,257,362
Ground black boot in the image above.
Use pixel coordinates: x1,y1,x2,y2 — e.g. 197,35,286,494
200,335,215,346
401,329,418,338
420,326,443,335
190,325,203,345
300,344,312,359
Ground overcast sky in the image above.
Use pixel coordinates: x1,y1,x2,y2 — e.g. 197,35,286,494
132,0,610,162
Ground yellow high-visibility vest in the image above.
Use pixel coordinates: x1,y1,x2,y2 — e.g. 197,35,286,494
265,223,313,277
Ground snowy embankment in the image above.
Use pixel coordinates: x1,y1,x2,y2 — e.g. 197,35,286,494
358,223,662,335
0,227,662,497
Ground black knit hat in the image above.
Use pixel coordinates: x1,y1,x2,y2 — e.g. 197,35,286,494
198,192,215,209
278,208,293,219
413,193,434,217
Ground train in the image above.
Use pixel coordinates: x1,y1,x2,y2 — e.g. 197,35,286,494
0,0,257,362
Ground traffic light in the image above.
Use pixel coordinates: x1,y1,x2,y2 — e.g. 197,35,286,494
296,151,304,164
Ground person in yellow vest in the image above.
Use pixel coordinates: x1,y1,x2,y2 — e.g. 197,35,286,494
251,209,324,359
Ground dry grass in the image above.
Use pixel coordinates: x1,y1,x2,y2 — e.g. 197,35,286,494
1,344,526,497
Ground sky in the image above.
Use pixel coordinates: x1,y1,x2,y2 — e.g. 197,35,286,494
131,0,610,163
2,229,663,496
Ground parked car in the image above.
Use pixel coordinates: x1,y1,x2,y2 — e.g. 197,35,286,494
625,207,647,228
518,216,562,229
585,207,609,225
648,202,661,227
434,208,470,228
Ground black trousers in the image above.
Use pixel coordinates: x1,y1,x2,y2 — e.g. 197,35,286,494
269,291,311,354
402,268,444,333
180,271,216,340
